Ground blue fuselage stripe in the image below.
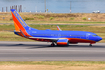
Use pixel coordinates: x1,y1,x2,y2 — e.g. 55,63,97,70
26,28,102,42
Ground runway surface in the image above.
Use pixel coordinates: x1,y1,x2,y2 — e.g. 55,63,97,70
0,41,105,61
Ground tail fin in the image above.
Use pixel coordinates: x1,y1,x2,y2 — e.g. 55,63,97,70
11,9,31,37
11,9,29,32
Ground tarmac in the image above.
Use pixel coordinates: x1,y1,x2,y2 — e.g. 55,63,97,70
0,41,105,61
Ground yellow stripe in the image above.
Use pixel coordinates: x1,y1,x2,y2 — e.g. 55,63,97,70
14,22,20,32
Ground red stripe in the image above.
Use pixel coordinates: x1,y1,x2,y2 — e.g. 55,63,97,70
29,37,96,43
68,38,96,43
57,42,67,45
59,38,96,43
29,38,51,42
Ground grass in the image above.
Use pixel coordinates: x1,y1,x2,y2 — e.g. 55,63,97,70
0,61,105,70
24,17,34,20
1,20,105,24
70,17,75,20
0,24,14,31
0,24,105,42
38,15,45,19
0,31,33,41
1,12,105,24
50,17,54,20
82,17,87,20
1,24,105,32
23,21,105,24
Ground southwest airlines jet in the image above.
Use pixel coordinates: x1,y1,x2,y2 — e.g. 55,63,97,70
11,9,102,46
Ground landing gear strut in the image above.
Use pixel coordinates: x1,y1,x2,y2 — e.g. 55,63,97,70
89,44,92,46
51,42,55,46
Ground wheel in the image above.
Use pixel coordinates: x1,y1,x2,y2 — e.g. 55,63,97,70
51,42,55,46
89,44,92,46
67,41,69,46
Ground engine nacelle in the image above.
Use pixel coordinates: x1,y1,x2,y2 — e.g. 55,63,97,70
57,39,69,45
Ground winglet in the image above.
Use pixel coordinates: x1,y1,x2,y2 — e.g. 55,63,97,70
57,26,62,31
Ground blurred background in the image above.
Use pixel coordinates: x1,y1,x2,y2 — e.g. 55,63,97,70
0,0,105,13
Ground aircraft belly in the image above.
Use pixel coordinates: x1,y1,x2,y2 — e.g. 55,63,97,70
69,38,96,43
29,38,52,42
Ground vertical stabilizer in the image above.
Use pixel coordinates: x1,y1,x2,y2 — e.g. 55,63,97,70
11,9,31,37
11,9,29,32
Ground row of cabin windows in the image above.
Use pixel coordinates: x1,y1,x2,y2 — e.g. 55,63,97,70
32,34,86,37
70,35,85,37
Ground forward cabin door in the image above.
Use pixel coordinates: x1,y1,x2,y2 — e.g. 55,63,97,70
58,33,61,38
86,33,90,39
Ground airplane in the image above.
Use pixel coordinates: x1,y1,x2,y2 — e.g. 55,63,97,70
11,9,102,46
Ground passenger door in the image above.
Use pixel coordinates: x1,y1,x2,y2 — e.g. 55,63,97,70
86,33,90,39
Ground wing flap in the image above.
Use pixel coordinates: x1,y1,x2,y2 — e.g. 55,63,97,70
29,37,58,40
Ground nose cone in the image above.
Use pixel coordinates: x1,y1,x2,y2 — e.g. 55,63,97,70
97,36,102,42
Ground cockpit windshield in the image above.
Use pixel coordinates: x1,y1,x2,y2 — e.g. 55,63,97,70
92,35,98,36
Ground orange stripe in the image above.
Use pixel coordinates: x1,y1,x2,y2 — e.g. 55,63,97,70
57,27,59,31
57,42,67,45
12,12,25,31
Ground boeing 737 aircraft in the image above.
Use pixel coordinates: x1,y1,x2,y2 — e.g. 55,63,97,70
11,9,102,46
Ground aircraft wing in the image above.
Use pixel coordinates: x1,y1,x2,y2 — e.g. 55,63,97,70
29,37,59,41
29,37,69,45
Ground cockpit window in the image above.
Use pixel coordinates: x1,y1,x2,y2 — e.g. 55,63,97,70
92,35,98,36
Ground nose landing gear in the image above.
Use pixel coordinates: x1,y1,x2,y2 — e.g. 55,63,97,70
89,44,92,46
89,43,95,46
